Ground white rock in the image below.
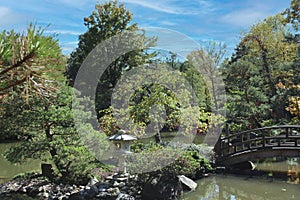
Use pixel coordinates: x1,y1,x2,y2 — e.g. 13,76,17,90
113,181,120,187
177,175,197,191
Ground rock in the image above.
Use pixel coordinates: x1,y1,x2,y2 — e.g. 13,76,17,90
43,192,49,198
120,186,128,192
120,173,129,178
113,181,120,187
107,187,120,194
97,192,117,199
106,176,114,180
0,173,139,200
177,175,197,191
69,192,85,200
116,193,135,200
119,182,126,187
99,187,107,192
215,166,226,173
97,191,108,198
141,173,182,200
88,176,99,193
117,177,128,182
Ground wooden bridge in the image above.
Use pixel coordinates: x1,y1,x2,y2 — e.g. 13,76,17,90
214,125,300,167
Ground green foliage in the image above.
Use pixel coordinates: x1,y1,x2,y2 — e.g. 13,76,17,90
222,14,299,131
130,141,147,153
3,86,109,185
283,0,300,31
129,83,181,131
182,61,212,111
0,23,65,98
126,142,212,179
165,150,210,178
98,108,119,136
66,0,155,115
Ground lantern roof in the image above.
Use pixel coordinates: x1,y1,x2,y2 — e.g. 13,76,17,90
108,134,137,141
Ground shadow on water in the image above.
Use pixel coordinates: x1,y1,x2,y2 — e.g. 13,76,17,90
0,142,43,184
184,175,300,200
0,193,36,200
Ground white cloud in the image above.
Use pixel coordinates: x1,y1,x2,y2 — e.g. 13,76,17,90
121,0,178,14
121,0,214,15
220,9,271,27
60,41,78,54
0,6,28,27
63,41,78,45
159,20,177,26
45,29,82,36
0,7,11,18
55,0,96,9
219,0,290,27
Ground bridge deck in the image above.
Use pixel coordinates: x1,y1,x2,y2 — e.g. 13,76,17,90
215,125,300,167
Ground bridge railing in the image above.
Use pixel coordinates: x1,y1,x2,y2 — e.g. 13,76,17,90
216,125,300,158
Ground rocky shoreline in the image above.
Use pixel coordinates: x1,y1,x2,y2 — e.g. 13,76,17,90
0,171,204,200
0,173,140,200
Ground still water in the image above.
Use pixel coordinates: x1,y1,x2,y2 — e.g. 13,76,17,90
184,175,300,200
0,134,202,185
2,142,300,200
0,142,42,184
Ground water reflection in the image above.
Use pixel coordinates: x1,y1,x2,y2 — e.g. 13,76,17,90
0,142,43,184
255,158,300,184
184,175,300,200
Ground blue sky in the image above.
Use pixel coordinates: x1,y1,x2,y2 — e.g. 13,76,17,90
0,0,291,57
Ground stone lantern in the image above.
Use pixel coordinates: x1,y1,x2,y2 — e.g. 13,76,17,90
108,130,137,153
108,130,137,173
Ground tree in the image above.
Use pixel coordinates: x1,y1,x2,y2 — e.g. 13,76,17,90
0,24,65,101
66,1,155,115
99,65,203,142
283,0,300,31
0,25,110,184
3,86,109,184
183,42,226,145
222,14,299,130
186,41,226,113
281,0,300,125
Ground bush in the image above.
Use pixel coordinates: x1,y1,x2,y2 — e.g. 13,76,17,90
126,142,212,179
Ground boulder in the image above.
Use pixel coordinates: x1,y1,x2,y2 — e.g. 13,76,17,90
141,173,182,200
177,175,197,191
116,193,135,200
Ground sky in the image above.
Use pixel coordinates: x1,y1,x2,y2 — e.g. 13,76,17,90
0,0,291,57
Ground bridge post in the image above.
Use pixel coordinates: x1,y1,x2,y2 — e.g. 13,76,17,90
214,136,222,156
286,127,289,138
225,123,230,137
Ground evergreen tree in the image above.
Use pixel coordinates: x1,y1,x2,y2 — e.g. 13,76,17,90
3,86,109,184
222,14,299,131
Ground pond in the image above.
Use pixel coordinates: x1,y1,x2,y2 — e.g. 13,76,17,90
184,175,300,200
0,142,43,184
2,141,300,200
0,135,203,185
